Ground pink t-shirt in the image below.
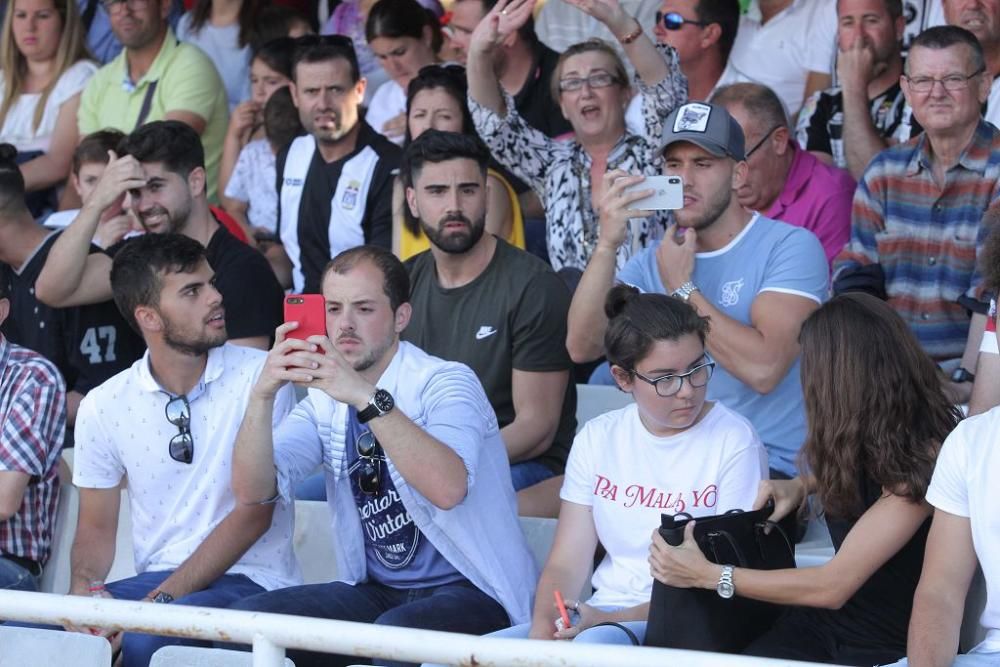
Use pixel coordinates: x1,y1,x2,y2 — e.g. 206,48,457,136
765,143,855,270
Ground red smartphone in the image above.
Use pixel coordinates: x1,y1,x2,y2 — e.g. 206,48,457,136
283,295,326,341
554,590,572,630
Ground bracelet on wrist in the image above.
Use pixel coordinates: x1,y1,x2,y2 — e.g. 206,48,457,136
618,18,643,45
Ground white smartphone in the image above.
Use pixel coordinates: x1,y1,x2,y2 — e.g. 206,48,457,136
622,175,684,210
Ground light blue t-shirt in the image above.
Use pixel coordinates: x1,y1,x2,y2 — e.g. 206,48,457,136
617,213,829,476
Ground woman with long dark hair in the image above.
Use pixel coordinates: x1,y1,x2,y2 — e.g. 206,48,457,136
650,293,962,665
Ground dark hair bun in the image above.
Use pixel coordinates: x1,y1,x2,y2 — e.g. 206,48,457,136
0,143,18,165
604,283,640,320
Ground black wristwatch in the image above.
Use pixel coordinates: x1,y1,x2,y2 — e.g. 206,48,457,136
358,388,394,423
951,367,976,384
150,590,174,604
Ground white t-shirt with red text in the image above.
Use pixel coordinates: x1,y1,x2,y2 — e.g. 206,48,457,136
561,401,767,609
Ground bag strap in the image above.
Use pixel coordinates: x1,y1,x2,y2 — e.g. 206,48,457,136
589,622,640,646
707,530,749,567
755,520,795,557
134,80,159,129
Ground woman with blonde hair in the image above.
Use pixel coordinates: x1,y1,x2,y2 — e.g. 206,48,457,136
0,0,94,211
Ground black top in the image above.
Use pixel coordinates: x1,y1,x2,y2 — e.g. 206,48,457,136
821,476,931,653
515,41,573,140
1,231,145,394
276,122,401,293
202,224,284,340
403,239,577,473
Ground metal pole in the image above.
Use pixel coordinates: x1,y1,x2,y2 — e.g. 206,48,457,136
252,633,286,667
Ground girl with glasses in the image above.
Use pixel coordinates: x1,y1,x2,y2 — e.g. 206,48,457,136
0,0,94,217
484,284,766,646
467,0,687,274
650,293,962,664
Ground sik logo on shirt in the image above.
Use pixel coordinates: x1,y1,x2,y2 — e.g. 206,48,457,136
593,474,718,513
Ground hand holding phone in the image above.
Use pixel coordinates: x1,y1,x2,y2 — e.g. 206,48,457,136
283,295,326,341
621,175,684,210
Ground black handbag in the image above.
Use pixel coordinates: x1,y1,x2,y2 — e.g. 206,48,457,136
644,503,796,653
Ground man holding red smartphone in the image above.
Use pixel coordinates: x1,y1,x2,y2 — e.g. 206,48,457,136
230,245,537,667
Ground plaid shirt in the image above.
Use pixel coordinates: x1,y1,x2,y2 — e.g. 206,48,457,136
834,120,1000,361
0,334,65,565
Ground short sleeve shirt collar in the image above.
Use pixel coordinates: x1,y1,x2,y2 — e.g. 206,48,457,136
120,27,179,92
134,343,226,399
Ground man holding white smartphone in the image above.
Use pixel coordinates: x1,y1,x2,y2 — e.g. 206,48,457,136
567,101,828,480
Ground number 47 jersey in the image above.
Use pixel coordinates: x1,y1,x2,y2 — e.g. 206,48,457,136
1,232,145,397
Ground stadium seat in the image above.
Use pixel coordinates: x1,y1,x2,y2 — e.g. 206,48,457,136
292,500,338,584
575,384,633,432
151,645,295,666
0,625,112,665
39,483,78,593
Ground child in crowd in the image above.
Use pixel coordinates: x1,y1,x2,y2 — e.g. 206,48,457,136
219,37,295,220
43,129,135,249
224,87,303,242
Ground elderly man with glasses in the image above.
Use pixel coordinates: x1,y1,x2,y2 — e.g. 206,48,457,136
711,82,856,269
229,245,537,667
834,25,1000,404
31,232,301,667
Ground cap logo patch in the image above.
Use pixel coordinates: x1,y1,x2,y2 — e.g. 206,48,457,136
674,103,711,133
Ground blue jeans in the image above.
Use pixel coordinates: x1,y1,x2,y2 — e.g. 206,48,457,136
0,556,38,591
486,619,646,644
226,579,510,667
510,460,556,491
10,570,263,667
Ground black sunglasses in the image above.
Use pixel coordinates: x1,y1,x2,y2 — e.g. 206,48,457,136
354,430,384,495
165,395,194,464
656,11,708,30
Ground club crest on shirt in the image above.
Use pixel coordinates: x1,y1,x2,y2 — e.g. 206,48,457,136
674,103,712,133
720,278,745,307
341,180,361,211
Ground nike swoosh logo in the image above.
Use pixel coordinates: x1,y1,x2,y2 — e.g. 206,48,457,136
476,327,497,340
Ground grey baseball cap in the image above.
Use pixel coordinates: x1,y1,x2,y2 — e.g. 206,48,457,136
658,102,746,161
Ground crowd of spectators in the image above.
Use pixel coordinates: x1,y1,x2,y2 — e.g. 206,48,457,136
2,0,1000,666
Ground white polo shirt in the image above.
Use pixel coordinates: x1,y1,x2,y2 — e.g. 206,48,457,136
716,0,837,116
74,343,302,592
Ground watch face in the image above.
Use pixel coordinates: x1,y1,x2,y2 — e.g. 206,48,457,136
373,389,394,413
717,582,735,599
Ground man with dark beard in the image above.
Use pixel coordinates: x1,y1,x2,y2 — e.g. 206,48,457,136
400,131,576,491
34,121,284,350
19,233,301,667
566,102,828,480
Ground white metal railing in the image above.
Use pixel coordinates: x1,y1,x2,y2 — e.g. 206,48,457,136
0,589,845,667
